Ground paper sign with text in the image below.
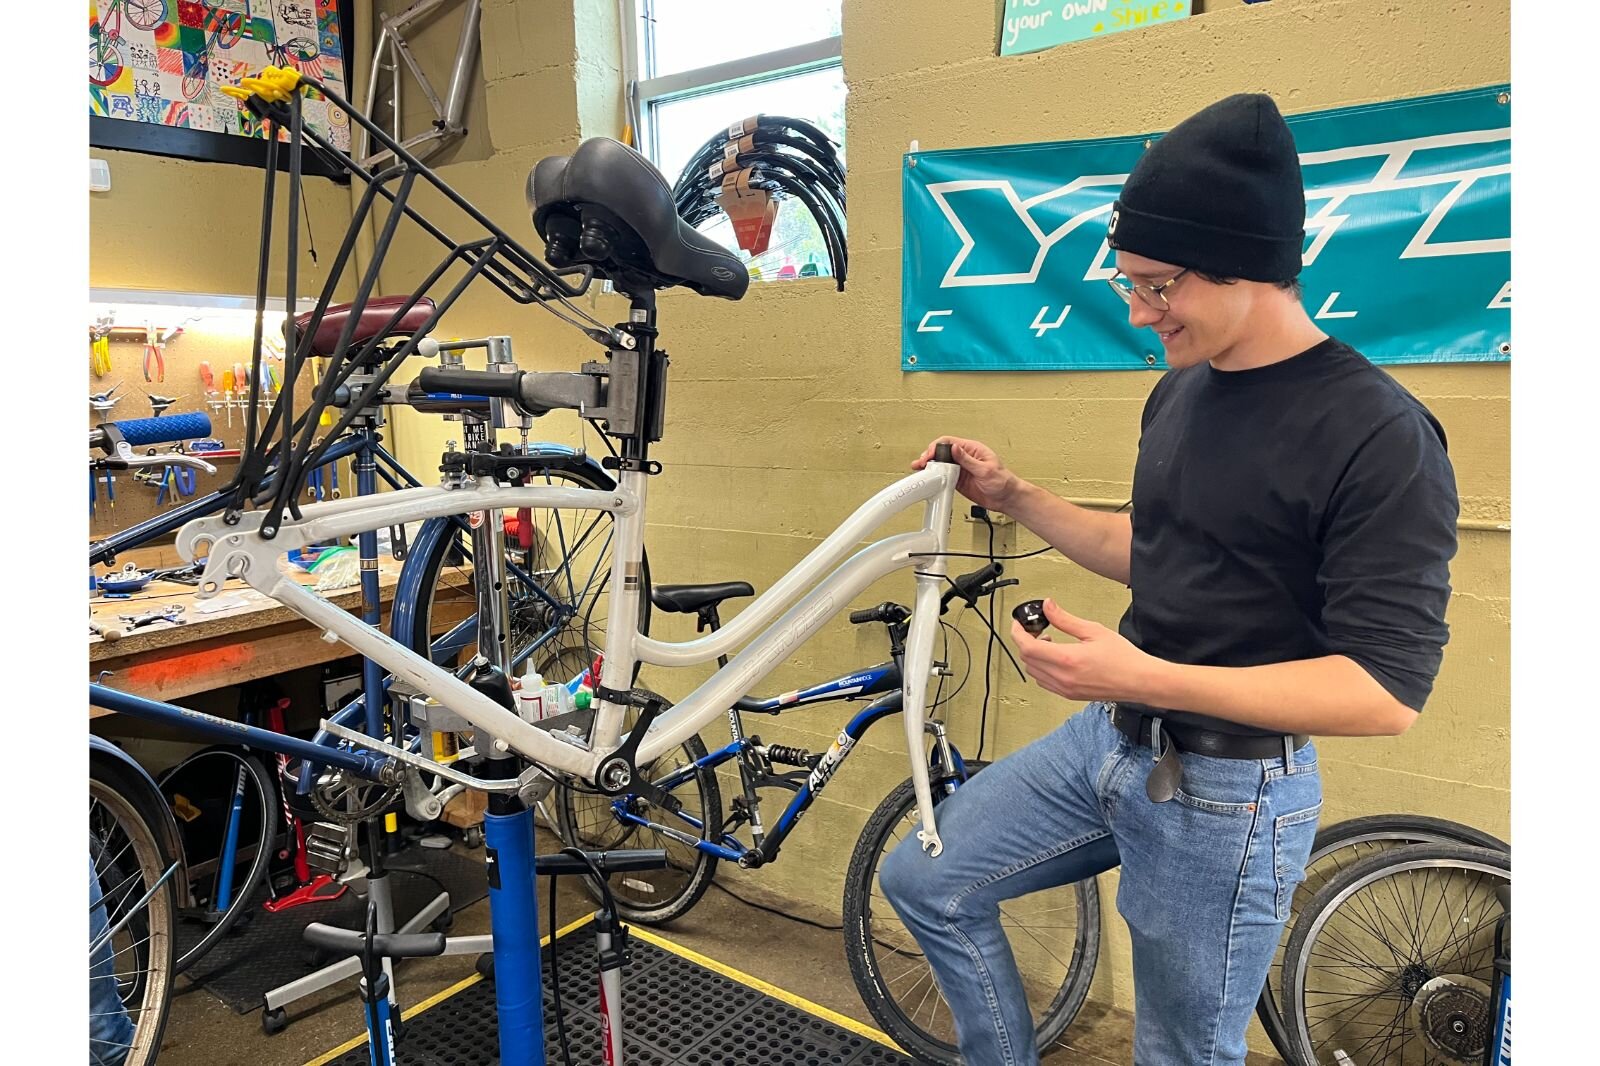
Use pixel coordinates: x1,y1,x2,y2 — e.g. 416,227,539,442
999,0,1191,56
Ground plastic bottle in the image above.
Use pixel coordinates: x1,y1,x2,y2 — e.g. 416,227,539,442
517,666,545,722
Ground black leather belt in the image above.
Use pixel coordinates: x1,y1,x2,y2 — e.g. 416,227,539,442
1108,703,1310,803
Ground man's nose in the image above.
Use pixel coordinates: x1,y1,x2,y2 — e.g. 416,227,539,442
1127,297,1165,329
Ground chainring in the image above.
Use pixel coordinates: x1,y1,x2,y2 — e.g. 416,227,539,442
1411,974,1492,1062
309,770,402,826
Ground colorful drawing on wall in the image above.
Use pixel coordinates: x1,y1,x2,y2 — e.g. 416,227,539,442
88,0,350,151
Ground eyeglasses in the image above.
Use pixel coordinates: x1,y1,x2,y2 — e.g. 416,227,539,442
1107,268,1190,312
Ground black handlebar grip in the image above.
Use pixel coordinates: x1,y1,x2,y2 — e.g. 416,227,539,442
1013,600,1049,637
417,366,522,398
848,608,878,625
933,441,955,464
302,923,447,960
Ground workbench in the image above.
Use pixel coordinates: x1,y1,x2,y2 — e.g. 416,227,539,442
89,555,471,716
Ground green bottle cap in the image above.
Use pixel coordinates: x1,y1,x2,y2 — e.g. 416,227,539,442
575,689,592,710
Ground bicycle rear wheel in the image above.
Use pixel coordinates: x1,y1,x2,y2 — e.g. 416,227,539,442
90,757,177,1066
157,747,277,973
397,460,649,683
1280,842,1510,1066
842,763,1101,1064
1255,814,1508,1060
553,689,723,924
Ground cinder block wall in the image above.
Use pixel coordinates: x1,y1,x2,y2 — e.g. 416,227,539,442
91,0,1507,1040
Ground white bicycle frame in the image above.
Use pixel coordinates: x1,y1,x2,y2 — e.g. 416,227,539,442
176,460,961,854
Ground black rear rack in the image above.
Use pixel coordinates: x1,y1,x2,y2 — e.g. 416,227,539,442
220,73,618,539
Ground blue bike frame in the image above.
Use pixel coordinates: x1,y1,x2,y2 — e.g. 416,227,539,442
609,661,967,869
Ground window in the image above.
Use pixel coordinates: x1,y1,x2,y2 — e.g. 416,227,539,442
625,0,846,279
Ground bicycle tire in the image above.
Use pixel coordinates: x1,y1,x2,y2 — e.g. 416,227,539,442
397,460,650,684
125,0,167,32
90,34,123,88
91,756,177,1066
1254,813,1508,1060
1279,842,1510,1066
553,688,723,924
842,763,1101,1065
157,747,277,973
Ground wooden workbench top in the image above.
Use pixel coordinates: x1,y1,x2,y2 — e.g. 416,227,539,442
89,554,412,660
87,550,478,712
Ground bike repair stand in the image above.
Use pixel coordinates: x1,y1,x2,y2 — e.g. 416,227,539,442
262,354,455,1035
265,369,541,1035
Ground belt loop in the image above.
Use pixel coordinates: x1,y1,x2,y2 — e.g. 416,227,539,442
1149,717,1164,760
1283,734,1294,768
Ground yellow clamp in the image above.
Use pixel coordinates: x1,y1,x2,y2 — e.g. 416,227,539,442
220,65,302,104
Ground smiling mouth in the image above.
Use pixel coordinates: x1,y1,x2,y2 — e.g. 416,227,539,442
1157,326,1184,343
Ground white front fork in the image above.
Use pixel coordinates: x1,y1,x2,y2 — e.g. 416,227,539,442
901,481,955,855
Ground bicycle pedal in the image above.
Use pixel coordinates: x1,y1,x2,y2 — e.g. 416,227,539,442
304,821,354,877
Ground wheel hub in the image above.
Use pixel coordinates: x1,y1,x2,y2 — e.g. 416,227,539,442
1411,974,1491,1062
1397,960,1436,998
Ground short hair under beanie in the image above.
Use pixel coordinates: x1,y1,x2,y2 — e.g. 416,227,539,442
1107,93,1306,283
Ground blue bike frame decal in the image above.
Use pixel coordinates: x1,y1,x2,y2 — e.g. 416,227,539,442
741,663,898,712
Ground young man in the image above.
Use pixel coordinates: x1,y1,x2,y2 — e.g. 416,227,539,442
881,93,1459,1065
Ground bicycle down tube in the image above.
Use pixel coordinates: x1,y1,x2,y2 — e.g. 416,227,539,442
169,459,960,852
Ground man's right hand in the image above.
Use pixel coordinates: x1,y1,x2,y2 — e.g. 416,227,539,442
913,436,1021,512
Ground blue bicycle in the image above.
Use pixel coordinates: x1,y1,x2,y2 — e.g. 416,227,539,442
554,562,1104,1064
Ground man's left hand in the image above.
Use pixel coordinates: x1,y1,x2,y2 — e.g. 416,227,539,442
1011,599,1166,703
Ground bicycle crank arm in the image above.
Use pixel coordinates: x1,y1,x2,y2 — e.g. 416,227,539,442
320,720,544,800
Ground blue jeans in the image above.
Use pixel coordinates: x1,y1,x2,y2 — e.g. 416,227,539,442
880,703,1321,1065
91,849,134,1066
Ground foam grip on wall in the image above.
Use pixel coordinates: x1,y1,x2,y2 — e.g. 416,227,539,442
106,411,214,447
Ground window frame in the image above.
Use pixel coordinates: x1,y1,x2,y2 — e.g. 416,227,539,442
623,0,844,173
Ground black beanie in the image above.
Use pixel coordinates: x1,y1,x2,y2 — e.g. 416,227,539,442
1107,93,1306,283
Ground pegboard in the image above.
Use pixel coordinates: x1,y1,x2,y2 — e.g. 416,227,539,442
87,320,351,544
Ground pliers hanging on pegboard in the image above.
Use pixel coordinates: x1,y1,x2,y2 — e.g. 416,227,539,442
142,326,165,383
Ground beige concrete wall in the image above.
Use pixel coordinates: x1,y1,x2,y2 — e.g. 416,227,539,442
124,0,1505,1037
88,148,355,296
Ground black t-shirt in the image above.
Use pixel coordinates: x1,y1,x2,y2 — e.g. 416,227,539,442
1116,337,1459,736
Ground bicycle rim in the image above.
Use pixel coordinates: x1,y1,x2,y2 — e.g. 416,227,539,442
554,692,722,923
844,771,1099,1064
1256,814,1509,1060
157,748,277,973
1283,843,1510,1065
90,773,176,1066
405,462,649,682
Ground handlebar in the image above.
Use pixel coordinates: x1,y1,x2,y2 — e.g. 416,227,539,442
848,563,1013,626
301,923,446,961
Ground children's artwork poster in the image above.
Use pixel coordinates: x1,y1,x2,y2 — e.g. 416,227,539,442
88,1,351,151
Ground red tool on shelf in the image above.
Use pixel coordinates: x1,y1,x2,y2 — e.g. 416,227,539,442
260,698,348,913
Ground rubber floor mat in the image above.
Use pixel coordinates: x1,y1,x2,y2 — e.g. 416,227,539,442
308,919,913,1065
184,845,488,1013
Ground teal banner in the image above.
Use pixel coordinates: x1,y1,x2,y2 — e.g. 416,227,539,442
901,86,1511,372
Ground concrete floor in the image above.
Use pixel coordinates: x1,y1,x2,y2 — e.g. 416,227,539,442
157,827,1276,1065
